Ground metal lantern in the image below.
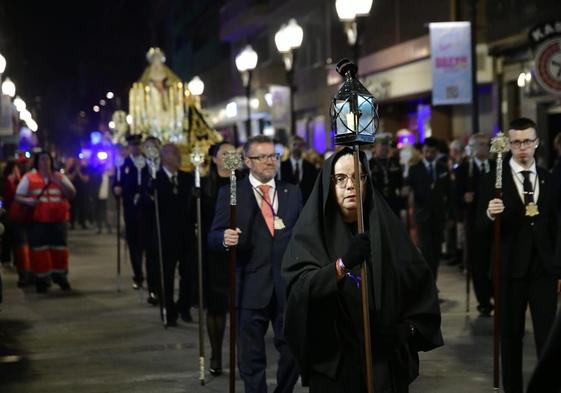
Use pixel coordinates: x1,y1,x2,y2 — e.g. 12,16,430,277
330,58,378,146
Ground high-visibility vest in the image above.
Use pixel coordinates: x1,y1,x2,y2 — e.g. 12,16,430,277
27,171,70,223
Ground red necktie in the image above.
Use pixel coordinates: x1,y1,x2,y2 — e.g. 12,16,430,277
258,184,274,236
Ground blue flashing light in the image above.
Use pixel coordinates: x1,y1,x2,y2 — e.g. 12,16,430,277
90,131,103,145
78,153,84,159
97,151,108,161
24,152,31,158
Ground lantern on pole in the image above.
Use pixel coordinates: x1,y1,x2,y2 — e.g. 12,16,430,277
330,58,378,146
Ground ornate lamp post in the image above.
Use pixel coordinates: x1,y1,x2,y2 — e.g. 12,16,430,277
0,53,6,75
335,0,373,63
275,18,304,135
235,45,258,136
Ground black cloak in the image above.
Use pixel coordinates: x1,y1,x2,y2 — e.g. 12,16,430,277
282,148,443,392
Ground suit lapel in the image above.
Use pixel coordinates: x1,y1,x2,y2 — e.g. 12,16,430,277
503,166,523,209
276,181,289,220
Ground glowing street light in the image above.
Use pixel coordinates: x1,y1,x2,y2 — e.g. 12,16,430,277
106,91,114,99
93,105,100,112
2,77,16,97
275,18,304,134
235,45,258,136
0,53,6,74
335,0,373,61
14,96,26,112
188,76,205,96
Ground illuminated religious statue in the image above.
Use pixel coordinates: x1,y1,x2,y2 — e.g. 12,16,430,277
127,47,222,173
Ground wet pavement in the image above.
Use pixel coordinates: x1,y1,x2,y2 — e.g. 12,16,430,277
0,228,549,392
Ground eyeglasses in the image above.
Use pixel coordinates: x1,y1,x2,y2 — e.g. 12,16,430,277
332,173,368,188
509,138,537,149
246,154,279,162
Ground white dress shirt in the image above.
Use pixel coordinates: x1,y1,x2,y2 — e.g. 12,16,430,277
474,157,490,174
290,157,303,182
509,157,539,204
249,173,278,214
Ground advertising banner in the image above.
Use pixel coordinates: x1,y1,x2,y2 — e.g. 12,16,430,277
430,22,473,105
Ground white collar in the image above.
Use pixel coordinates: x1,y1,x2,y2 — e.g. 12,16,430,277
422,159,434,168
509,157,536,175
249,173,275,189
162,166,177,179
290,157,302,167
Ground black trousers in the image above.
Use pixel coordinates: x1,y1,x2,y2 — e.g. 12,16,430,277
465,216,493,307
238,296,299,393
124,211,144,283
415,216,444,280
160,244,194,322
501,273,558,393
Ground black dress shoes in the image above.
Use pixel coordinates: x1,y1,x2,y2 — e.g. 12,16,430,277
180,310,193,323
132,280,142,290
165,319,178,327
477,304,493,317
147,292,159,306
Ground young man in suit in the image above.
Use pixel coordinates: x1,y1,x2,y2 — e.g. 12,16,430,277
209,135,302,393
406,137,451,281
113,134,149,289
480,117,561,393
455,133,494,316
280,135,318,203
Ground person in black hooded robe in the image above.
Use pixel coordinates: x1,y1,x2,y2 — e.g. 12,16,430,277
282,148,443,393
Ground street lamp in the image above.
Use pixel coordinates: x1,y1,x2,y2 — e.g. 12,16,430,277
335,0,373,63
2,77,16,98
235,45,258,136
14,96,26,112
0,53,6,75
275,18,304,135
188,76,205,96
188,76,205,109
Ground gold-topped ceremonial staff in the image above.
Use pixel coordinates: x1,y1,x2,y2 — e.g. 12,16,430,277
145,145,168,328
224,151,243,393
191,147,206,385
331,58,379,393
490,132,509,393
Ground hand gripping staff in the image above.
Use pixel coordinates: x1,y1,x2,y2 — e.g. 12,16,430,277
190,147,206,385
490,132,509,393
223,151,243,393
145,145,168,329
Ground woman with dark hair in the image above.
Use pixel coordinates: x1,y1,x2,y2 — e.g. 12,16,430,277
15,152,76,292
282,148,443,392
200,141,238,375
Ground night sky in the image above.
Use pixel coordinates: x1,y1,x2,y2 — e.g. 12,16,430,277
0,1,170,151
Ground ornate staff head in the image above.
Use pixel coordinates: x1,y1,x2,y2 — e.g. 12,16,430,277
224,151,243,206
490,132,510,190
190,146,205,188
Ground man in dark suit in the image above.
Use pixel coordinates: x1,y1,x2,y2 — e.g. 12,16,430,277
280,135,318,203
369,133,404,216
455,133,494,316
113,134,149,289
148,143,195,326
209,135,302,393
406,137,451,280
479,117,561,393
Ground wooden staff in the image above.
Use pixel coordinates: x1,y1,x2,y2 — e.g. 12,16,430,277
490,132,509,392
352,144,375,393
224,151,243,393
191,148,206,385
465,156,474,313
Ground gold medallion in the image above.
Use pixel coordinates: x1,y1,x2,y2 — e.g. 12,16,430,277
273,216,285,230
525,202,539,217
